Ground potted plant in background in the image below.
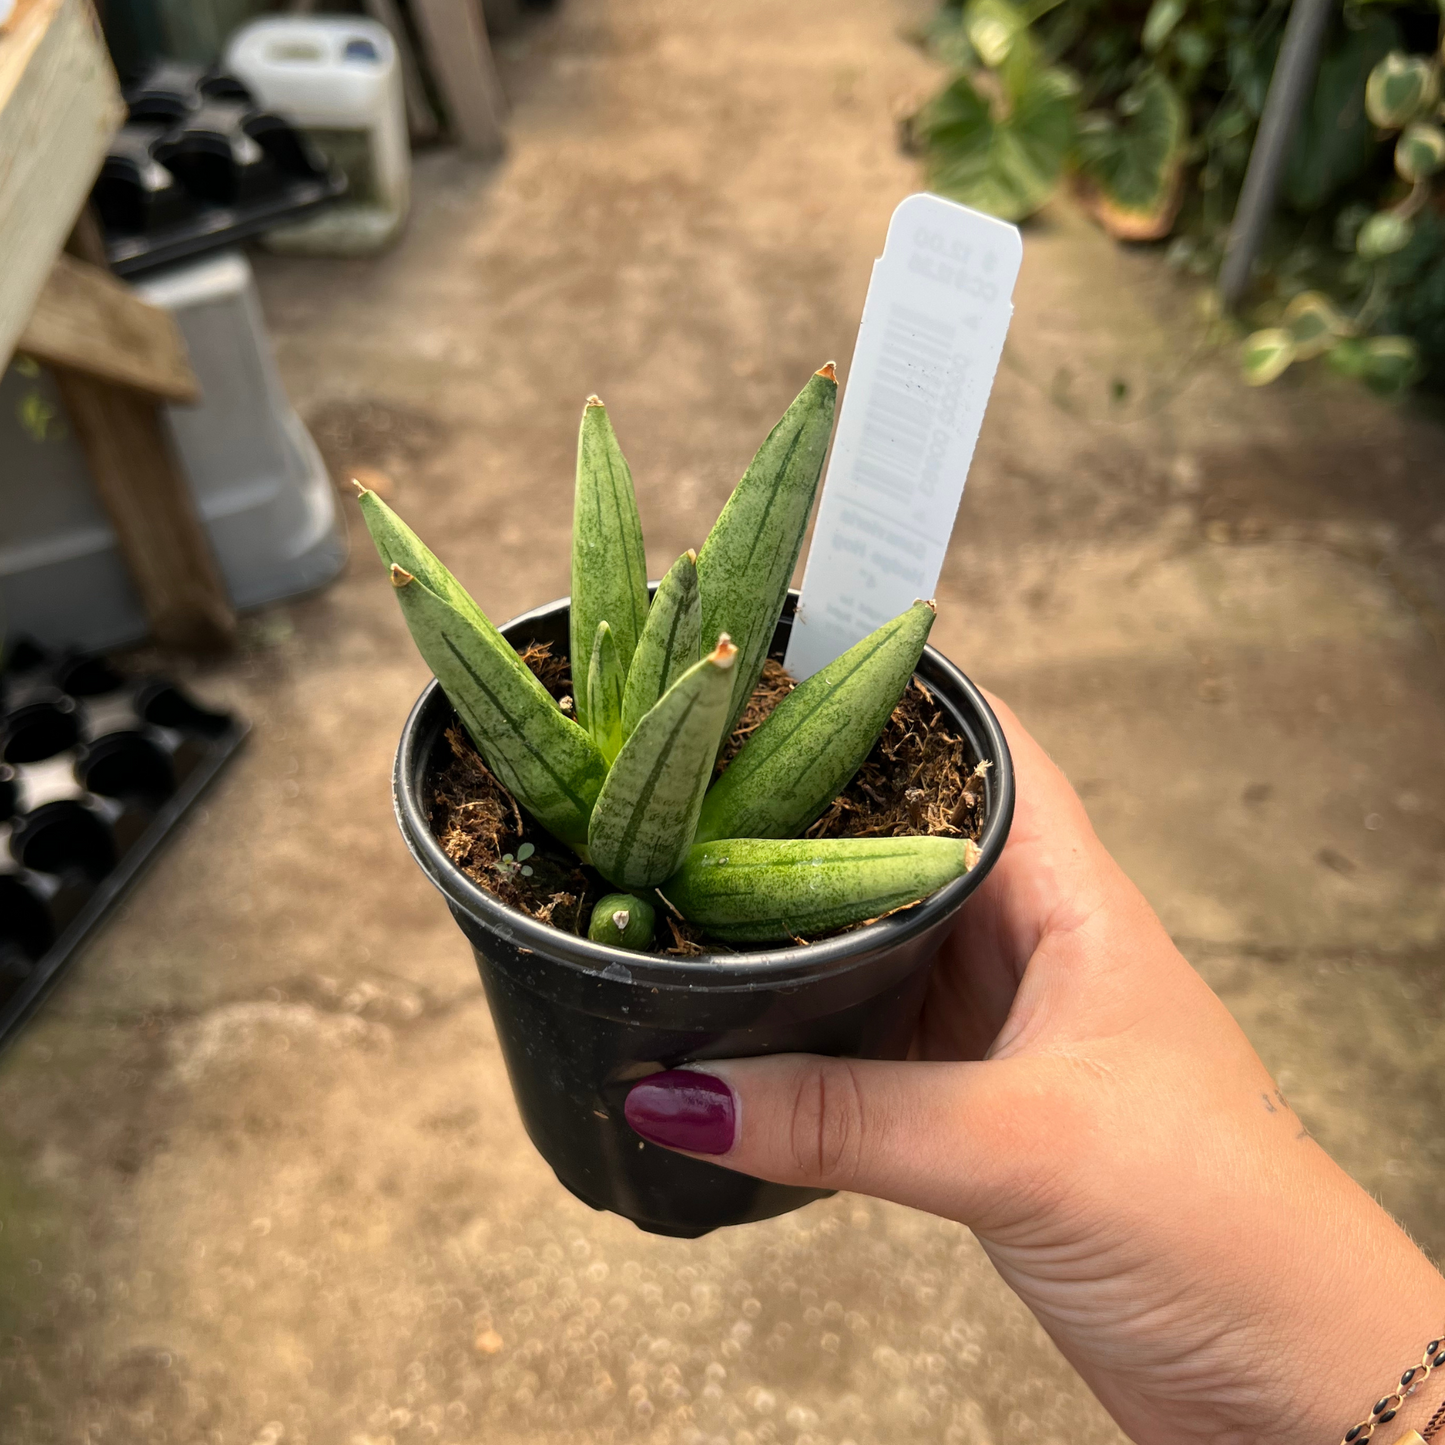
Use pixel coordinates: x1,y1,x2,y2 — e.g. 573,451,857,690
365,366,1014,1237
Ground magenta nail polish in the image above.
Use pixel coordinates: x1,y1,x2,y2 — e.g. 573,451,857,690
624,1070,736,1155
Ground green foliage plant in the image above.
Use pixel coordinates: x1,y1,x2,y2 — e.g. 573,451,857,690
912,0,1445,393
1241,21,1444,392
360,367,979,950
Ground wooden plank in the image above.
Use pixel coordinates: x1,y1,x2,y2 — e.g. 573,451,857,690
360,0,440,141
0,0,125,367
478,0,521,36
409,0,506,155
52,369,237,654
18,254,201,404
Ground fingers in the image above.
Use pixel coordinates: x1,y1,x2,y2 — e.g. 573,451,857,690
624,1053,1053,1227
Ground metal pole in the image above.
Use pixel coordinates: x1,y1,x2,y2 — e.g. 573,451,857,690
1217,0,1335,311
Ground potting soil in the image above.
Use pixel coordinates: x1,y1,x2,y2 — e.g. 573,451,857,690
427,645,988,955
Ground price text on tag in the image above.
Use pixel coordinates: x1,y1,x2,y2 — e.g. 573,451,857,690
784,194,1022,681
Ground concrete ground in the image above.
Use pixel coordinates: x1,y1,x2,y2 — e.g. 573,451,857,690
3,0,1444,1440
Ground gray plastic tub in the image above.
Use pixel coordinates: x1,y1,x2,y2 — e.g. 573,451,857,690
0,249,345,651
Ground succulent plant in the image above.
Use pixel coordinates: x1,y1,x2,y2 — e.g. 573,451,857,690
358,366,979,949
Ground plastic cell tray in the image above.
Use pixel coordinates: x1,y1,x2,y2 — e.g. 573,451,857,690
0,642,248,1048
94,62,347,277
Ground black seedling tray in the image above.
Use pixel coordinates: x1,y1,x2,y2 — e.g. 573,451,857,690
93,62,347,277
0,642,248,1049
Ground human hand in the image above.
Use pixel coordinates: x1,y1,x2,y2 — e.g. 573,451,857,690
625,699,1445,1445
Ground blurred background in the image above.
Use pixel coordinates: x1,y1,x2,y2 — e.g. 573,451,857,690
0,0,1442,1440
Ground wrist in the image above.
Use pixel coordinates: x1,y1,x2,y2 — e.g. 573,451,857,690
1259,1157,1445,1445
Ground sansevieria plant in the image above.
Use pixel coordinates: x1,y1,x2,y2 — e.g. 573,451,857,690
358,365,979,948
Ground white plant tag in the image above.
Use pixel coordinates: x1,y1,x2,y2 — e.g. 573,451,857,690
784,194,1022,680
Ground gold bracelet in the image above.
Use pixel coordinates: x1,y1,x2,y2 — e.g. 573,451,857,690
1340,1333,1445,1445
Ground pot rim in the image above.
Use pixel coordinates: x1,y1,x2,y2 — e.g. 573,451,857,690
393,594,1015,989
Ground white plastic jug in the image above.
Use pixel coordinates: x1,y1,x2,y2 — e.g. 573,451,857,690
224,16,409,255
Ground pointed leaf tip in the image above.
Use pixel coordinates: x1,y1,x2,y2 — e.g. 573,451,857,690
816,362,837,382
685,548,697,564
390,564,415,587
585,394,604,408
351,478,368,498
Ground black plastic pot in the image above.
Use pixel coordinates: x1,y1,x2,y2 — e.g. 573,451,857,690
393,593,1014,1237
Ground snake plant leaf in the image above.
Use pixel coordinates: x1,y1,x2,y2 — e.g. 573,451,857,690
621,549,701,742
695,601,937,846
1396,122,1445,184
696,367,837,740
1241,328,1296,387
586,621,626,765
1365,52,1438,131
1074,69,1187,241
660,835,980,944
356,486,492,635
916,58,1076,222
588,638,738,889
587,892,656,951
571,397,649,732
387,567,607,855
1282,292,1347,361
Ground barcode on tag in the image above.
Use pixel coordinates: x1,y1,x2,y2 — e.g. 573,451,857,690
784,194,1021,681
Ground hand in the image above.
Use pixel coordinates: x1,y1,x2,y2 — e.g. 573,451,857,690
625,698,1445,1445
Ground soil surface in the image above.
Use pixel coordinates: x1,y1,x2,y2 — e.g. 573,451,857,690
429,651,985,952
1,0,1443,1440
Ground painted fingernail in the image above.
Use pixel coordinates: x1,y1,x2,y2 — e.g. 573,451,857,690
623,1070,736,1155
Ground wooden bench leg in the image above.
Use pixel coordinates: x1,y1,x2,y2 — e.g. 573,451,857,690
51,369,237,655
410,0,507,155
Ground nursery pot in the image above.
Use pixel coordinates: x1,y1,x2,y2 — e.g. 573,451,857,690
393,592,1015,1238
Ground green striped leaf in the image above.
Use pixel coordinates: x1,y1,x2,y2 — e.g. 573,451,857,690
388,566,607,855
697,365,838,738
571,398,649,730
588,639,738,889
587,892,656,951
621,549,701,741
357,486,490,633
695,600,936,844
661,835,978,943
586,621,626,766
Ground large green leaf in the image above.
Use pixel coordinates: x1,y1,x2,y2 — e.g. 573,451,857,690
1240,328,1296,386
382,566,607,855
588,641,738,889
570,399,648,732
1283,12,1399,213
963,0,1028,67
1141,0,1186,55
1365,50,1439,130
918,61,1077,222
695,367,837,740
1283,291,1347,360
1074,69,1187,240
1396,122,1445,184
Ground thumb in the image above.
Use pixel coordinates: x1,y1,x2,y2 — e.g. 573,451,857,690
623,1054,1050,1226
